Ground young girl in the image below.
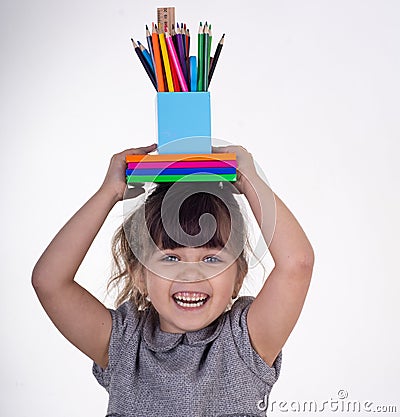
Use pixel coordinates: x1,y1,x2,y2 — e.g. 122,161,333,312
32,144,314,416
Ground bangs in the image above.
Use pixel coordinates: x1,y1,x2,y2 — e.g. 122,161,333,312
144,182,245,251
148,189,231,249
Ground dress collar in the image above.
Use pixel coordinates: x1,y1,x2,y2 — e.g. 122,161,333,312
142,306,225,352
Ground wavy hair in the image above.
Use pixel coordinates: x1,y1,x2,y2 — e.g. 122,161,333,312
107,182,251,309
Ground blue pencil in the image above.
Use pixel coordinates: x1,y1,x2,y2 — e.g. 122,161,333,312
190,56,197,91
137,41,155,73
145,25,155,68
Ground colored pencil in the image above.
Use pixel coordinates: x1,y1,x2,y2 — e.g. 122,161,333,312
186,27,191,87
186,27,190,56
167,27,181,92
197,22,204,91
208,24,212,72
176,25,188,85
151,23,165,92
170,25,181,91
181,23,186,60
208,33,224,85
189,56,197,91
171,23,179,52
145,24,155,67
137,41,154,73
131,39,157,90
165,31,188,92
203,23,210,90
158,28,174,91
170,59,181,91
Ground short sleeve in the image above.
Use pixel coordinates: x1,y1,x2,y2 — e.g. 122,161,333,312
229,296,282,387
92,301,140,389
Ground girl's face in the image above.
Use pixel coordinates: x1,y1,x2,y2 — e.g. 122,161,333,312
144,246,241,334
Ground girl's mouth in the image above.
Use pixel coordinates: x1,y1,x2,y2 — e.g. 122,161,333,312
172,291,210,309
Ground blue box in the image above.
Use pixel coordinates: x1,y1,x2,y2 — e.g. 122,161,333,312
156,92,211,154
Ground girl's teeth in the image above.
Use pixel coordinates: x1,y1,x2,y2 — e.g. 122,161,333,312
175,299,207,308
173,292,209,308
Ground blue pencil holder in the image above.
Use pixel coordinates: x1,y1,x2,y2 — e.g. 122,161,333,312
156,92,211,154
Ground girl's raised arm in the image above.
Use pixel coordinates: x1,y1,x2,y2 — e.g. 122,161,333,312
32,145,157,369
213,145,314,367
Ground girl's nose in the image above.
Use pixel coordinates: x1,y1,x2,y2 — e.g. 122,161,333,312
175,262,207,282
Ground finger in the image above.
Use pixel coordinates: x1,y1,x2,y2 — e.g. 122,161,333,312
120,144,157,156
135,143,158,154
212,145,233,153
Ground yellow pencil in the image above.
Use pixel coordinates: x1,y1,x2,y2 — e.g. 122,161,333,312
158,27,174,92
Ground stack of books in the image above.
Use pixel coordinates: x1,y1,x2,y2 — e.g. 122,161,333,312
126,153,237,183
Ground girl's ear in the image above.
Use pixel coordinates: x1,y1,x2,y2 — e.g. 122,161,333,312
137,269,148,296
129,264,148,296
232,270,246,299
232,254,248,299
232,282,242,299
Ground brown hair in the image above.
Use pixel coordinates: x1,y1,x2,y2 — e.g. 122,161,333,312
108,182,250,309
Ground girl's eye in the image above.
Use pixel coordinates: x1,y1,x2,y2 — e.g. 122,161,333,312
204,256,221,263
162,255,179,262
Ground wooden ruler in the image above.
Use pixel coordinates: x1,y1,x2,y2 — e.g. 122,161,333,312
157,7,175,33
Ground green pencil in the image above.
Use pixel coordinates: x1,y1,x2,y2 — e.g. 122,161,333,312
207,24,212,90
197,22,204,91
203,23,210,90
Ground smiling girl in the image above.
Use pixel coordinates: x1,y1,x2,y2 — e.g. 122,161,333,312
32,144,314,416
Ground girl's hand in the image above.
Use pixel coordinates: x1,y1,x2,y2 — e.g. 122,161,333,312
212,145,259,194
100,144,157,201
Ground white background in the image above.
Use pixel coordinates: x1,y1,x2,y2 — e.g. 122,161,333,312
1,0,399,415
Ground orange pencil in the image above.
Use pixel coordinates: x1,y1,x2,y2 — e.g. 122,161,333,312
151,23,165,92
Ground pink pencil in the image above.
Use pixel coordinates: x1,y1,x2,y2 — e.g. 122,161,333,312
165,31,188,92
128,160,237,169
